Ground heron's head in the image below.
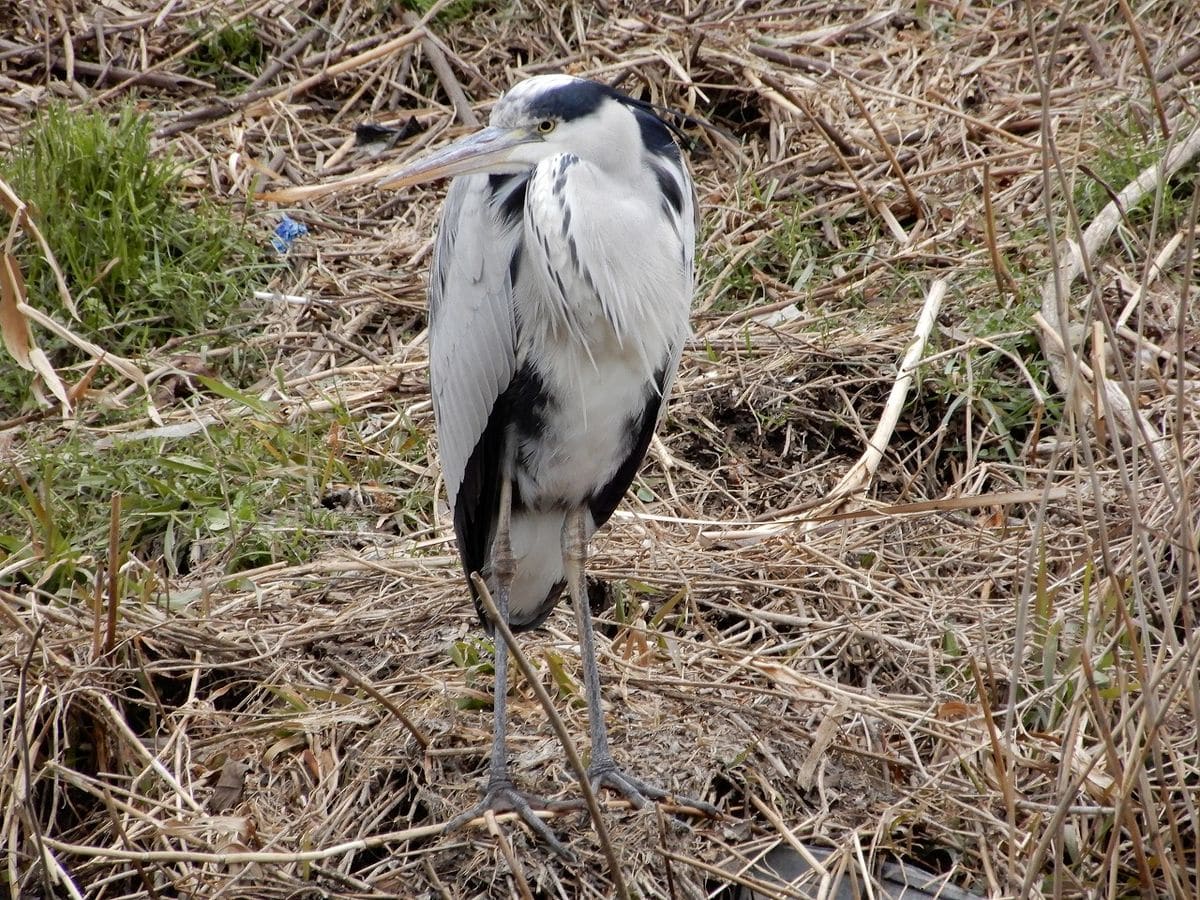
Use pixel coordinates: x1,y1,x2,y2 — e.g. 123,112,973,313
377,74,682,190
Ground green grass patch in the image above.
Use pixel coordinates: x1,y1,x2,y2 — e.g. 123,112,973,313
399,0,487,21
1014,554,1140,735
184,19,266,90
1075,121,1199,230
0,402,431,603
701,180,884,315
0,101,277,415
925,284,1060,465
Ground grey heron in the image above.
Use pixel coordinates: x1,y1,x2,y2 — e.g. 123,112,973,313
379,74,714,853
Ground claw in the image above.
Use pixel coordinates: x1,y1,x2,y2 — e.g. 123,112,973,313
448,776,577,862
588,759,721,818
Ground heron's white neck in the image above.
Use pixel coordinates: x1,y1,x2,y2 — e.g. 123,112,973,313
577,100,658,187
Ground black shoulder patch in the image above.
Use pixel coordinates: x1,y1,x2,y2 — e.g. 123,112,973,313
456,365,563,633
455,396,509,615
507,247,522,287
653,163,684,216
507,361,553,446
489,173,528,228
632,108,681,161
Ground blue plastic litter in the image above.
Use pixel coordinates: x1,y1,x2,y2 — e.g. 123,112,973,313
272,215,309,253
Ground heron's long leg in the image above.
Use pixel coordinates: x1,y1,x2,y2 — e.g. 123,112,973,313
447,473,575,861
562,508,612,765
486,471,517,787
564,506,720,816
563,507,652,803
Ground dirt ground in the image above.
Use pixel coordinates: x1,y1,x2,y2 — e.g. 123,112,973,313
2,1,1199,897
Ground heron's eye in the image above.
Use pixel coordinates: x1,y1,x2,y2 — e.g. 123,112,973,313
536,119,556,134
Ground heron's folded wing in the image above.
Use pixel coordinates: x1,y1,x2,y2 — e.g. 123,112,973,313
427,173,523,513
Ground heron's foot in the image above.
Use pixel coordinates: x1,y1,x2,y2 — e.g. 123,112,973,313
447,776,577,861
588,759,721,818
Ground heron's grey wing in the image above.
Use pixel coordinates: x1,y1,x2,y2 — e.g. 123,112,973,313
428,173,523,528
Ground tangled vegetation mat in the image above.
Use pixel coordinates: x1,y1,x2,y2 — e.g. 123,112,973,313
1,1,1198,897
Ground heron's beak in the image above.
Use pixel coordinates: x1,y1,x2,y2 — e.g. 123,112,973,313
376,126,535,189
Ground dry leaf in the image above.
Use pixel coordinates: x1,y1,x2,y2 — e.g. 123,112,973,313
208,758,251,812
937,700,979,721
0,252,32,369
28,347,70,410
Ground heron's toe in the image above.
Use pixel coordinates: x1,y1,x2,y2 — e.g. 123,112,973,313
447,777,577,861
588,761,719,818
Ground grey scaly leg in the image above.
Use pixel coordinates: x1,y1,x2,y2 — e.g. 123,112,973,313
448,474,574,860
563,506,719,816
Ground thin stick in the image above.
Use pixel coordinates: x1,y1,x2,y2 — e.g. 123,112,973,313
266,30,426,106
1114,230,1187,331
485,811,534,900
327,656,431,750
969,657,1018,891
982,161,1019,298
17,622,57,899
699,480,1067,546
1115,0,1171,138
746,790,832,891
829,279,944,494
104,494,121,655
43,824,450,864
88,692,204,813
846,80,921,220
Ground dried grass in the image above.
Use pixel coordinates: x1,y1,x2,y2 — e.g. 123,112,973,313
2,0,1199,897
